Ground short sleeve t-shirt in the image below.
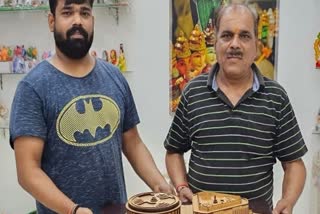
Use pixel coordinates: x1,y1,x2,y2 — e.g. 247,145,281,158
10,59,140,213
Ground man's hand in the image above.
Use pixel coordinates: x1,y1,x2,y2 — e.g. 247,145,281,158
272,199,293,214
153,181,175,194
76,207,93,214
178,187,193,204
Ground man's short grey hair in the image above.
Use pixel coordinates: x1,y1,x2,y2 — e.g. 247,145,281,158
214,3,258,37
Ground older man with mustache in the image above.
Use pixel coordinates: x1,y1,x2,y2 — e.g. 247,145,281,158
164,3,307,214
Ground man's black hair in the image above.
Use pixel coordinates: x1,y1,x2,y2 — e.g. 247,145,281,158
49,0,94,15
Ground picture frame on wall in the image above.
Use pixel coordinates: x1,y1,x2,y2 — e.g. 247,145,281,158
169,0,279,113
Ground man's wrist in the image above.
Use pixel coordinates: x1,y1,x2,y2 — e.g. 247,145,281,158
68,204,80,214
175,183,189,193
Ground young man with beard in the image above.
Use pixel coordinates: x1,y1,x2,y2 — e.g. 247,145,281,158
164,3,307,214
10,0,173,213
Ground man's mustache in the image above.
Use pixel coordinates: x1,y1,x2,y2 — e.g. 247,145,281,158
66,26,88,39
227,50,243,58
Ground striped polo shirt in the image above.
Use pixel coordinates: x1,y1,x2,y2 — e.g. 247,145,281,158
164,63,308,207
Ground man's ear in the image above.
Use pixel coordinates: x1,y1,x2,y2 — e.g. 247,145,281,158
48,13,54,32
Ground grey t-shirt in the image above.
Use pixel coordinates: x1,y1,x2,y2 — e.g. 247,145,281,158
10,59,140,213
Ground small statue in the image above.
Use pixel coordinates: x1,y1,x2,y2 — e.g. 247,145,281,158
102,50,109,62
314,32,320,69
42,50,53,60
110,49,118,66
258,10,269,46
267,8,275,49
204,18,216,47
118,43,127,72
0,46,11,62
26,46,38,60
0,104,8,120
189,24,207,78
90,50,97,58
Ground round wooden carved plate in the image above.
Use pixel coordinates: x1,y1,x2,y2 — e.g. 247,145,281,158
127,192,180,213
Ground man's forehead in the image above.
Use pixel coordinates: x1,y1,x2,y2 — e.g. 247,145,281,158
57,0,91,7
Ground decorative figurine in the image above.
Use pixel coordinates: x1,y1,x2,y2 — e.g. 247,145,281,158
118,43,127,72
314,32,320,69
102,50,109,62
188,24,206,79
0,103,9,128
203,18,216,73
315,107,320,132
42,50,53,60
12,55,26,73
258,10,269,46
267,8,275,49
26,46,38,60
0,104,8,120
110,49,118,66
90,50,97,57
203,18,215,47
0,46,11,62
174,30,191,91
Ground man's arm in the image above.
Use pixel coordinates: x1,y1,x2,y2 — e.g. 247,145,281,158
122,126,173,193
14,136,92,214
165,151,193,203
273,159,306,214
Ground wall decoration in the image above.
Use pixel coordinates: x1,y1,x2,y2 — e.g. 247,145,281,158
169,0,279,113
0,103,9,128
314,32,320,69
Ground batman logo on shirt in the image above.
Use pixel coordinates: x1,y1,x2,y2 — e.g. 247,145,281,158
56,95,120,147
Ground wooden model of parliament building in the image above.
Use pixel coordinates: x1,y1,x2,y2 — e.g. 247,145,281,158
125,191,253,214
193,192,253,214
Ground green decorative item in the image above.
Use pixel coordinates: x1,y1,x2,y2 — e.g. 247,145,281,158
196,0,220,31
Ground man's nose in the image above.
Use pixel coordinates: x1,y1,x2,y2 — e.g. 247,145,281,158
230,36,240,48
72,13,82,25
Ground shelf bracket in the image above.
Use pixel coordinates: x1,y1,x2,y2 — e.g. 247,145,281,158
108,6,120,25
0,74,3,90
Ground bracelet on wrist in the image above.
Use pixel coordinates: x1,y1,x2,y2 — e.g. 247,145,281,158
73,204,81,214
175,183,189,193
69,204,80,214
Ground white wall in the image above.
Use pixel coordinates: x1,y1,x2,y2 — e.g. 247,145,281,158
275,0,320,213
0,0,319,213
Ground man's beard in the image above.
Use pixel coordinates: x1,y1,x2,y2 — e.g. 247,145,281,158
54,25,94,59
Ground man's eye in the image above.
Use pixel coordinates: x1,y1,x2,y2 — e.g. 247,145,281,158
221,34,232,39
81,12,91,17
240,34,251,39
62,11,72,16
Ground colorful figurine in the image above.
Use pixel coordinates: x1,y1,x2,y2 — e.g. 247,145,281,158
188,24,206,79
314,32,320,69
203,18,216,73
12,55,26,73
118,43,127,72
0,103,8,120
174,30,191,91
0,46,11,62
267,8,275,49
42,51,53,60
102,50,109,62
26,46,38,60
110,49,118,66
90,50,97,57
258,10,269,46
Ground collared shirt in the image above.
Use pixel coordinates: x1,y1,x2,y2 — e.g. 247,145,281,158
164,63,307,208
211,63,261,92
